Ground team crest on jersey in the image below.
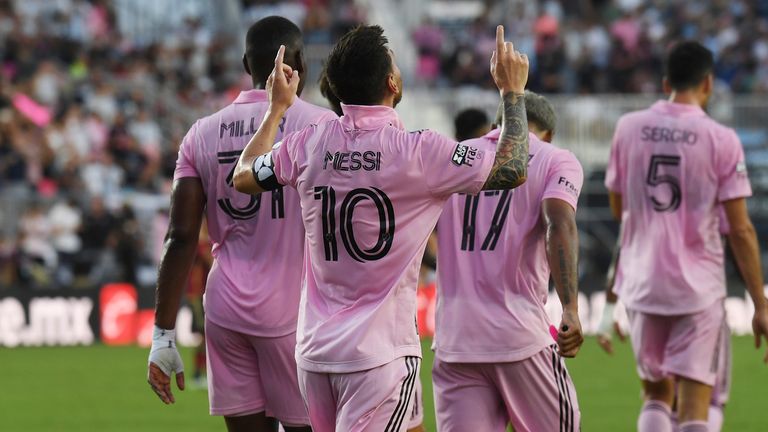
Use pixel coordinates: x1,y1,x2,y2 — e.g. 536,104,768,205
452,144,478,167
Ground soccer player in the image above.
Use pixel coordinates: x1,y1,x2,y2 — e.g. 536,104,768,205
604,40,768,432
596,210,735,432
431,90,584,432
233,25,530,432
147,16,336,432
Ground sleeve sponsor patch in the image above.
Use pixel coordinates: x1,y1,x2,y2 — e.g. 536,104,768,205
736,161,747,173
558,176,580,196
452,143,479,167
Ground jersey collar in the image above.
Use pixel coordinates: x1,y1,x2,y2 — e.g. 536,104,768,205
339,104,405,131
233,89,268,104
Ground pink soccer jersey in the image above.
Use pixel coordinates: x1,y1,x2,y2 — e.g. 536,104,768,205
434,130,583,363
605,100,752,315
174,89,336,337
271,104,495,373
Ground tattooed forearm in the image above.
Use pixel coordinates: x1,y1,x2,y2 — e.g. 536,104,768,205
543,200,579,310
483,92,529,190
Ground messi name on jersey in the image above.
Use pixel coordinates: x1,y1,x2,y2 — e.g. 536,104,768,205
323,151,382,171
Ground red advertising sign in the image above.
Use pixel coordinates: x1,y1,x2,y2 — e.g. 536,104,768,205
417,282,436,338
99,283,137,345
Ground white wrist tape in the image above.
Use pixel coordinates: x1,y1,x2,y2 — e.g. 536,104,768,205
152,325,176,347
149,326,183,376
597,303,616,336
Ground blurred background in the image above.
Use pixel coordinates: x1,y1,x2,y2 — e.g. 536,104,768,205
1,0,767,431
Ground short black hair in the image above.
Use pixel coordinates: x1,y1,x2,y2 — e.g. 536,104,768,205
665,41,714,91
319,67,342,116
523,91,556,134
454,108,489,141
326,25,392,105
245,16,303,85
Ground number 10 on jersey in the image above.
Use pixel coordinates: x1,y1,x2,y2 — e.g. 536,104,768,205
313,186,396,262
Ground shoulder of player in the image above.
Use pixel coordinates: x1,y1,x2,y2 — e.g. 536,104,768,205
704,118,738,140
401,128,448,145
287,99,338,127
190,105,232,131
615,108,650,128
533,141,580,168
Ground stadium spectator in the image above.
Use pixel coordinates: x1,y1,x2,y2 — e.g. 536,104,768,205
18,201,57,284
76,195,118,284
48,197,82,285
421,0,768,94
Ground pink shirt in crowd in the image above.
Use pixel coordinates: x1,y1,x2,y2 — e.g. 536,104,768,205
174,89,336,336
605,100,752,315
434,131,583,363
272,104,495,373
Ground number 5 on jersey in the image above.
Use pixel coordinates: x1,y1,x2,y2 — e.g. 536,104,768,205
646,154,681,212
314,186,395,262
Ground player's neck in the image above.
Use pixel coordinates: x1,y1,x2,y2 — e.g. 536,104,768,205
668,91,704,109
252,79,303,97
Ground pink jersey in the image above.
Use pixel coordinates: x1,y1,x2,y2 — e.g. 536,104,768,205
271,104,495,373
434,131,583,363
605,100,752,315
174,90,336,336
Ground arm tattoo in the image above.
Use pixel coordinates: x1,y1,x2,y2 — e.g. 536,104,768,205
557,245,574,305
483,92,529,190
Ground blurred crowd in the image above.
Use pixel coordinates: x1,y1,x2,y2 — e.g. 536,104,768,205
412,0,768,93
0,0,363,289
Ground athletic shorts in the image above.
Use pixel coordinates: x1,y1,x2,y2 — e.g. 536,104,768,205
626,299,725,386
407,377,424,429
205,319,309,425
432,345,580,432
298,356,420,432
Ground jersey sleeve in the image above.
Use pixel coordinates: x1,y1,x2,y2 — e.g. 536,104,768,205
173,121,200,180
716,128,752,202
542,150,584,211
420,131,495,197
272,125,313,188
604,118,625,193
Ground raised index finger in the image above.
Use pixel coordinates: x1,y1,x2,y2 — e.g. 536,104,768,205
496,25,505,54
275,45,286,67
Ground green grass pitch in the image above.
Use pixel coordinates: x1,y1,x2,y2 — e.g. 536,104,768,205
1,337,765,431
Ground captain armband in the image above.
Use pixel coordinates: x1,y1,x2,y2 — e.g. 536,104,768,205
251,152,281,191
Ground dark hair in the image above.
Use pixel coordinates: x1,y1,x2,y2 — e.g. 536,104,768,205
245,16,304,85
454,108,489,141
665,41,714,91
523,91,556,133
325,25,392,105
319,67,342,116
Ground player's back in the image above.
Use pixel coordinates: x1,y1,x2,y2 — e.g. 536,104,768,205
175,90,336,336
605,100,750,314
272,104,494,373
434,131,583,362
